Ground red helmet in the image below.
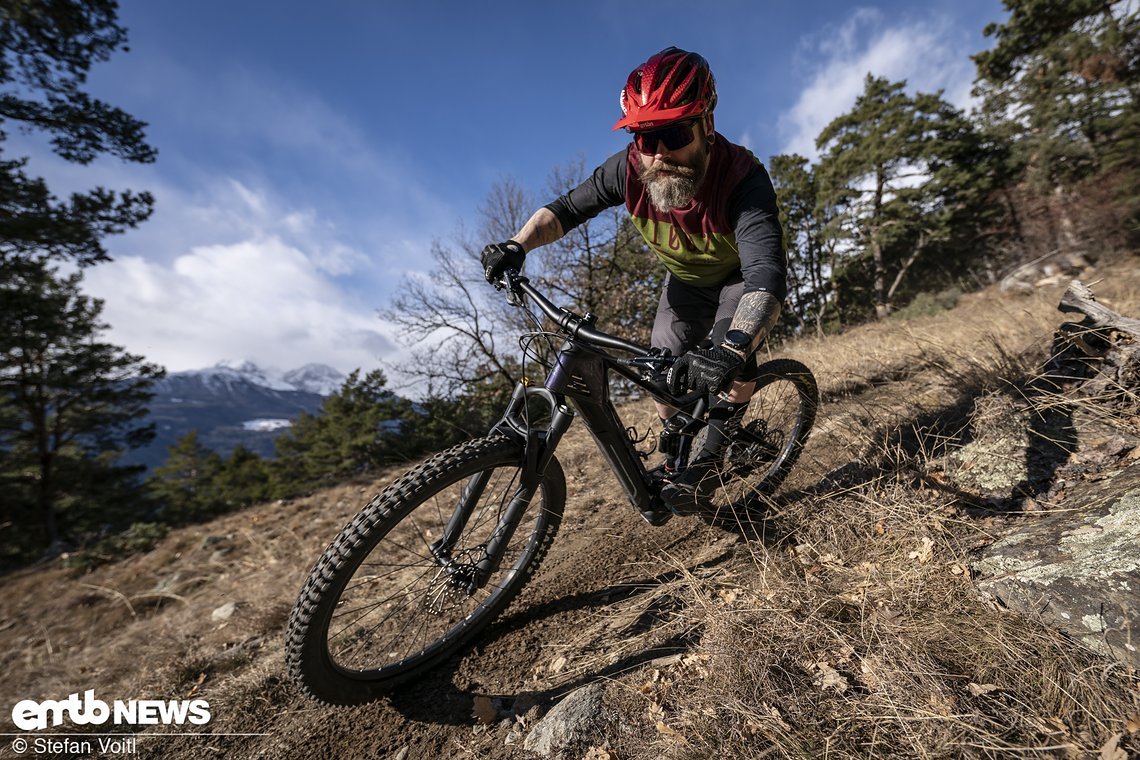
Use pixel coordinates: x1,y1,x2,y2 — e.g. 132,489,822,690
613,47,717,131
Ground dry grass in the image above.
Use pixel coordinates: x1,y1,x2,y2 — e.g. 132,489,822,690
609,477,1138,759
2,259,1139,759
603,261,1140,760
0,475,398,707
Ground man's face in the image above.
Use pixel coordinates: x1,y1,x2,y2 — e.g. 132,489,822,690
635,115,713,212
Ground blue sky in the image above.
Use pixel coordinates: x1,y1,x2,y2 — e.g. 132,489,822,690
21,0,1005,377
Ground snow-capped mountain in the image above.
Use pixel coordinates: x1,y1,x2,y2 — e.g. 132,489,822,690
126,362,347,471
282,364,347,396
165,360,346,395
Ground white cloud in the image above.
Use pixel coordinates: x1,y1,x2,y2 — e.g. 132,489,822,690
14,154,422,377
7,52,450,301
56,171,407,376
778,8,978,160
6,52,471,385
83,234,400,374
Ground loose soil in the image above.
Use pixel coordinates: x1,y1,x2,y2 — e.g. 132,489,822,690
2,261,1139,759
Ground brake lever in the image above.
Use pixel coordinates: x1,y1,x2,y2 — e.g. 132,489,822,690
498,269,525,306
629,357,670,371
629,348,675,370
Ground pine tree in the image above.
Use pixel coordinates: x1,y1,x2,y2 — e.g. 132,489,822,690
214,446,272,509
973,0,1139,240
0,259,163,560
0,2,160,565
1,0,155,267
769,153,836,335
815,76,993,319
147,431,225,522
974,0,1137,186
273,370,418,492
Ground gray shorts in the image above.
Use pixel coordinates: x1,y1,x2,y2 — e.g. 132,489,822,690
651,271,745,356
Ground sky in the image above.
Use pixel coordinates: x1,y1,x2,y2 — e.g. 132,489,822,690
16,0,1006,381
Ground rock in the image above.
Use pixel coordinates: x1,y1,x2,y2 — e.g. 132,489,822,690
211,602,237,622
523,683,607,758
999,255,1097,295
945,394,1032,497
972,464,1140,667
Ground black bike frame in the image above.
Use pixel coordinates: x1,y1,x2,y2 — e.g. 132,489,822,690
497,276,708,511
434,273,708,588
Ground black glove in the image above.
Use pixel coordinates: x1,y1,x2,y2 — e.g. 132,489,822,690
480,240,526,284
667,345,744,397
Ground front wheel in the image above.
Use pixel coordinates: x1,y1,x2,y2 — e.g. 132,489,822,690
693,358,818,508
286,435,566,705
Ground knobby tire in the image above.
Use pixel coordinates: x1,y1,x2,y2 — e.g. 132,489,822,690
286,434,566,705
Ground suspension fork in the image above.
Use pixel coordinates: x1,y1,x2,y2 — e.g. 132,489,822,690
430,384,574,590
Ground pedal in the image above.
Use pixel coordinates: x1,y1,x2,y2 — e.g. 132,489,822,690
658,457,723,514
638,505,670,528
657,482,704,516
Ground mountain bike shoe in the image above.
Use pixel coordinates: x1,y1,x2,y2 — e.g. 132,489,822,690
639,465,675,525
658,456,724,515
639,501,675,527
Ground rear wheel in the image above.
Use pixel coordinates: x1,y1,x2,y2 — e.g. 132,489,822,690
286,435,565,705
692,358,818,510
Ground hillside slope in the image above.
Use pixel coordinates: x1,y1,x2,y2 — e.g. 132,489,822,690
2,260,1138,759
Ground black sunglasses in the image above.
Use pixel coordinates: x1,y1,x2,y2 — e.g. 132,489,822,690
631,120,699,155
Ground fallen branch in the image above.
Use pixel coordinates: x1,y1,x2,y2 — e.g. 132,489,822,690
1055,280,1140,408
1059,280,1140,341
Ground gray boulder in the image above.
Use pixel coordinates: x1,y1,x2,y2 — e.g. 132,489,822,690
523,683,607,758
972,463,1140,667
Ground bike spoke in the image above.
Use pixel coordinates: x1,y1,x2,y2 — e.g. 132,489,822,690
404,512,435,558
372,534,434,564
335,583,442,660
348,561,432,588
330,570,434,632
292,435,565,694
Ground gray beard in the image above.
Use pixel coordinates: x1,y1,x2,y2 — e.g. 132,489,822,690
640,162,704,212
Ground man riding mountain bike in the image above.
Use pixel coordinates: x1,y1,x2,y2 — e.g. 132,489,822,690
482,46,787,525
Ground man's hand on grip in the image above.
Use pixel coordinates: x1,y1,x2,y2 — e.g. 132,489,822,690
667,345,744,397
481,240,526,284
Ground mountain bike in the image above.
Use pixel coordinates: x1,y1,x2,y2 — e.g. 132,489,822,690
285,270,818,705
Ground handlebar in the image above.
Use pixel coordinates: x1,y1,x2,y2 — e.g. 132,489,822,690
497,269,706,408
500,270,649,356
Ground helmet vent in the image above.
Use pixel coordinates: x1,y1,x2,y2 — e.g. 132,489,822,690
612,47,716,131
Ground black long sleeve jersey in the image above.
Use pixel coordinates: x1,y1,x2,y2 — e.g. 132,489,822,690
544,133,787,300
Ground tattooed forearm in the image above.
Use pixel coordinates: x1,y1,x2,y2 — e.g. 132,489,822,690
513,208,565,252
729,291,782,350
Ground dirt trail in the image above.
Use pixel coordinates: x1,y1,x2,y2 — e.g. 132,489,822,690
0,424,769,760
1,267,1137,760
